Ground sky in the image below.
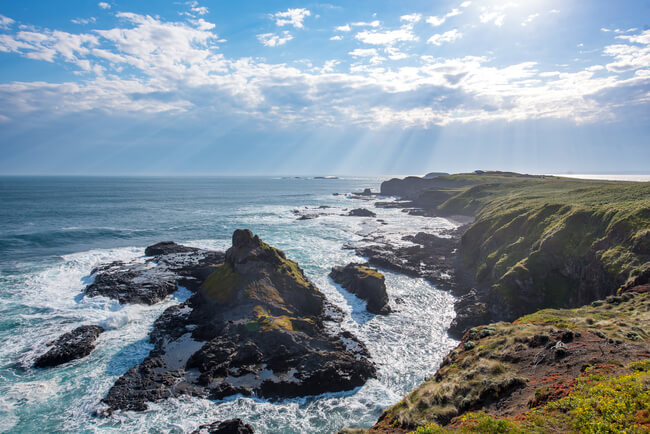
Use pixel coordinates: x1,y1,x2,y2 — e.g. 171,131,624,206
0,0,649,176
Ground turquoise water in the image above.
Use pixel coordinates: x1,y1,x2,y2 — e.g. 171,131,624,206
0,177,457,433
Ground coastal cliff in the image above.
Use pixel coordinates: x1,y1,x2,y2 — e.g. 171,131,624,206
379,172,650,333
344,172,650,432
357,285,650,433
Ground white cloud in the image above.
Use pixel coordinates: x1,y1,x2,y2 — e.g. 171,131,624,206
0,14,15,30
480,11,505,27
351,20,380,28
71,17,97,25
400,13,422,24
191,18,215,30
98,2,111,10
521,13,539,26
321,59,339,72
355,28,418,46
350,48,378,57
426,8,462,27
349,48,385,64
461,1,472,7
604,30,650,72
272,8,311,29
336,20,379,33
427,29,463,46
601,28,611,33
330,35,343,41
257,31,293,47
186,1,209,16
0,8,648,130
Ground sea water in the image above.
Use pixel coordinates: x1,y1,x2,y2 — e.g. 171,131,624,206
0,177,458,433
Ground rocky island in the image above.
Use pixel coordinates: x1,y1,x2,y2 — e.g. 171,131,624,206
330,263,391,315
97,229,375,412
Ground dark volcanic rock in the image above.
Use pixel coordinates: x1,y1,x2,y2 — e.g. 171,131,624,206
330,263,391,315
85,245,225,304
347,208,377,217
355,229,469,295
144,241,199,256
34,325,104,368
101,230,376,412
447,289,490,339
192,419,254,434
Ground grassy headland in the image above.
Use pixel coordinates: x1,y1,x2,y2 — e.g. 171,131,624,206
353,172,650,432
382,172,650,321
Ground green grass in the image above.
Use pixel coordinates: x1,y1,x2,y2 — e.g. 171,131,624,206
381,291,650,432
414,173,650,318
202,263,241,303
408,359,650,433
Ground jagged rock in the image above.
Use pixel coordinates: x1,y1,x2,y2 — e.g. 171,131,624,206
347,208,376,217
330,264,391,315
85,245,225,304
34,325,104,368
447,289,490,339
144,241,199,256
101,230,376,412
191,419,254,434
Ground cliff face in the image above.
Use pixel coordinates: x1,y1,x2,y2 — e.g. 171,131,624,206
353,172,650,433
380,173,650,329
363,286,650,433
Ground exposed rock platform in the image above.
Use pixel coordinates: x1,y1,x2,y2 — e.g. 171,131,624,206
34,325,104,368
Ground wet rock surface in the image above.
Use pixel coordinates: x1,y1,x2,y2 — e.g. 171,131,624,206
84,245,225,304
101,230,376,412
34,325,104,368
191,419,254,434
347,208,377,217
354,228,469,294
330,263,391,315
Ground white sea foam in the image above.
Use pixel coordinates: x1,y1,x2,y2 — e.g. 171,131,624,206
0,193,460,433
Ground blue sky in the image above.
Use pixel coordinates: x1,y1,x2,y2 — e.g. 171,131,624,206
0,0,648,175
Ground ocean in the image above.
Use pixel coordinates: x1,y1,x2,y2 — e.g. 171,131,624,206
0,176,458,433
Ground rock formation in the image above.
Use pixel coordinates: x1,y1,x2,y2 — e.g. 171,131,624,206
191,418,254,434
85,244,225,304
347,208,376,217
100,230,376,412
330,263,391,315
34,325,104,368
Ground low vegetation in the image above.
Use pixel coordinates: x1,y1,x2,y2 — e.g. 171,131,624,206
369,289,649,433
403,172,650,320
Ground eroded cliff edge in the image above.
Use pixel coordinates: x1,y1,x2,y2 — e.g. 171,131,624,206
375,172,650,336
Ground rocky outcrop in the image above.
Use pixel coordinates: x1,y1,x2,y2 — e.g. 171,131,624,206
365,288,650,433
85,245,225,304
376,172,650,338
34,325,104,368
191,419,254,434
354,229,469,296
100,230,376,412
347,208,376,217
144,241,199,256
330,264,391,315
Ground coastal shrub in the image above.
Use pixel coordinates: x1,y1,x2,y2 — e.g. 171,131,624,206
545,360,650,433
